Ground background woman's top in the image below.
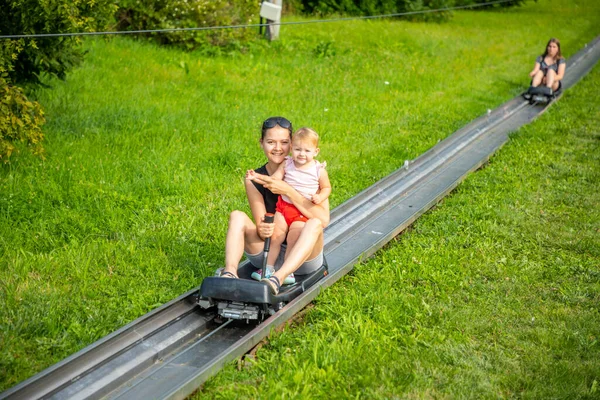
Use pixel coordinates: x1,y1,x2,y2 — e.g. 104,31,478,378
536,55,566,74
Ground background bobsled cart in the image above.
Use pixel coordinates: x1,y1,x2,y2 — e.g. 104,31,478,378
523,83,562,104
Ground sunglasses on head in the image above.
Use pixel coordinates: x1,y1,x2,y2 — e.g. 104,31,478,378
262,117,292,130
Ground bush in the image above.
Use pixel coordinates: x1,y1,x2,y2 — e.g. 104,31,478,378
0,0,117,84
0,75,45,162
0,0,115,161
290,0,525,19
115,0,260,50
454,0,528,8
291,0,453,20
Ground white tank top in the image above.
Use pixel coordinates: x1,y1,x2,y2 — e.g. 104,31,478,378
281,156,325,203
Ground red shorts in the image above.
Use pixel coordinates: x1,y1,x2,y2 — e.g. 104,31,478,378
276,197,308,226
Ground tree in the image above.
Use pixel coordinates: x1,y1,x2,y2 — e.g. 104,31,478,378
0,0,115,161
1,0,117,83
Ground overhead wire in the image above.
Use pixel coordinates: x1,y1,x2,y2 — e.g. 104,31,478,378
0,0,517,40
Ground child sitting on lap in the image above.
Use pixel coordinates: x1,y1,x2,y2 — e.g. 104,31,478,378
247,127,331,284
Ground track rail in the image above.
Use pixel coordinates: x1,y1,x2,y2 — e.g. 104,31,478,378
2,35,599,400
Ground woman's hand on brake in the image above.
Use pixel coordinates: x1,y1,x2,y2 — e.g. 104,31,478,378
257,215,275,239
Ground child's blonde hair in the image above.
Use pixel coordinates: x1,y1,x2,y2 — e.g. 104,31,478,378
293,127,319,147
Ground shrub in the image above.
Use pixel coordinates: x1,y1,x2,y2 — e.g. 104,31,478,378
292,0,453,20
0,75,45,162
0,0,115,161
454,0,528,8
115,0,260,50
291,0,525,19
0,0,117,84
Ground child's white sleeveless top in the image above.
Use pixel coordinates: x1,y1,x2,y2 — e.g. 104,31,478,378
281,156,325,203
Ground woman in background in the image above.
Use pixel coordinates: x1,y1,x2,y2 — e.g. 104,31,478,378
528,38,566,93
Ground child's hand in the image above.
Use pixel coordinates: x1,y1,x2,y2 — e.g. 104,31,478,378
312,194,322,204
245,170,256,180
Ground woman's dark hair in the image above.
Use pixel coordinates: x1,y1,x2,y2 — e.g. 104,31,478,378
261,116,293,139
542,38,562,60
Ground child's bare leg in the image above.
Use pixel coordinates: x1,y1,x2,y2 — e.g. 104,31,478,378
273,219,323,283
267,212,288,267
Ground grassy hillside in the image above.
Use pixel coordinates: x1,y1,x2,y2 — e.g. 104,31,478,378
1,0,599,391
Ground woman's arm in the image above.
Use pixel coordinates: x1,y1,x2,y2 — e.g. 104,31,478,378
556,62,566,81
245,179,274,240
286,188,330,227
529,61,541,77
250,172,330,227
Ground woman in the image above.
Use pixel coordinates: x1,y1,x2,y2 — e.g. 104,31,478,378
528,38,566,93
220,116,330,295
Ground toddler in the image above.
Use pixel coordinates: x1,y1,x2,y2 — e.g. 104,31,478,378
247,127,331,284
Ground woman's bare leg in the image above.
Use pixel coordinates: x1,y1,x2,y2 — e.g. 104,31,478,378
273,218,323,282
223,210,264,276
545,69,556,90
531,70,544,87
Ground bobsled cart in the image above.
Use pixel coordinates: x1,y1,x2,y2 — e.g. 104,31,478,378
197,259,327,322
523,82,562,104
197,214,328,322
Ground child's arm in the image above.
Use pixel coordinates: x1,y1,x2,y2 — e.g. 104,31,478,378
246,163,285,181
312,169,331,205
270,163,285,180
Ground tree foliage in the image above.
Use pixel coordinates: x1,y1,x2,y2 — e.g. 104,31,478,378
454,0,528,8
0,75,45,162
290,0,526,20
115,0,259,50
0,0,117,84
0,0,115,161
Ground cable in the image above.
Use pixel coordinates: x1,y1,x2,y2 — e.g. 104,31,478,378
0,0,516,39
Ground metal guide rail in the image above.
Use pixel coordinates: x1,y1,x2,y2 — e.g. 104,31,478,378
2,35,599,400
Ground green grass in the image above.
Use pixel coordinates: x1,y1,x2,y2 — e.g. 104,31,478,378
195,62,600,399
1,0,599,392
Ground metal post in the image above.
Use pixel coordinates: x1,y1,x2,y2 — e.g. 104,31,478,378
269,0,282,41
260,0,282,41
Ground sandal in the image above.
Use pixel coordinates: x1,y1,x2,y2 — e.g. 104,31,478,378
261,276,281,295
220,271,238,279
